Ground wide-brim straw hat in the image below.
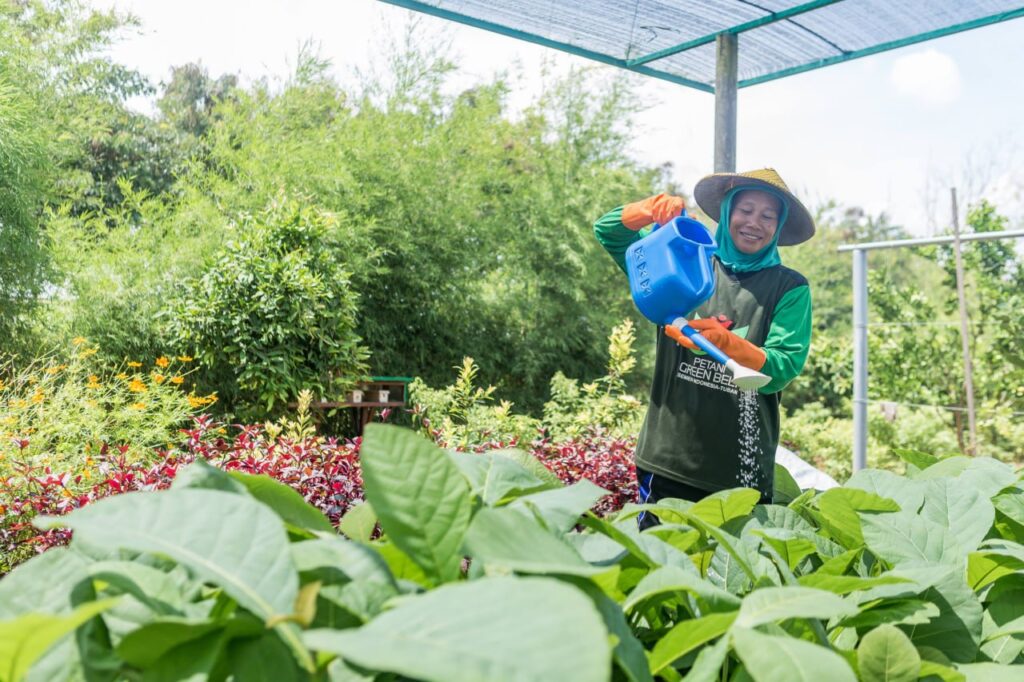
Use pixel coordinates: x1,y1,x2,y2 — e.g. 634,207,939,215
693,168,815,246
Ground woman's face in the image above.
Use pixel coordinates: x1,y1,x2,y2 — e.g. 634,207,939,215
729,189,782,254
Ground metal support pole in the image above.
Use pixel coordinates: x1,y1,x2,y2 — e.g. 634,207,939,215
950,188,978,455
714,33,737,172
852,248,868,472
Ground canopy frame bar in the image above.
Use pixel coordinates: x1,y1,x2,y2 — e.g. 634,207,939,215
741,7,1024,87
627,0,845,67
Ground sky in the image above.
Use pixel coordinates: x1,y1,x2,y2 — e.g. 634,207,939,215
93,0,1024,236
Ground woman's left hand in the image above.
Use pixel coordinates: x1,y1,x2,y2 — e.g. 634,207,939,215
665,318,767,370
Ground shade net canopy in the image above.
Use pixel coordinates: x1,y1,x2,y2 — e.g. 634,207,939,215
379,1,1024,92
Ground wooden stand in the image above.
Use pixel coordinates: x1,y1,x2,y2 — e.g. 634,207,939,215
301,377,412,436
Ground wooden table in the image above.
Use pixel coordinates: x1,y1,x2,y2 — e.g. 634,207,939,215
302,377,412,435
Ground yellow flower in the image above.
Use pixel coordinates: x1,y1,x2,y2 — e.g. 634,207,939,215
72,337,87,345
78,348,98,359
115,373,128,380
44,364,68,375
204,393,218,404
177,355,193,363
131,402,147,410
85,399,98,408
152,373,166,384
31,391,44,404
0,380,5,390
170,376,184,385
127,361,142,368
128,379,147,393
155,356,170,368
187,395,206,408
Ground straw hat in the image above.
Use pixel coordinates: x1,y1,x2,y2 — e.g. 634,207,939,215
693,168,815,246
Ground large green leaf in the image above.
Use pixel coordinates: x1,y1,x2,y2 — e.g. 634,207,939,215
448,450,553,505
734,586,857,628
856,624,920,682
170,457,248,494
750,505,816,533
622,566,740,614
291,536,396,588
894,449,940,472
0,600,117,682
463,506,601,575
492,448,564,488
797,573,911,596
85,561,187,617
648,612,737,674
115,617,225,668
816,488,900,549
773,463,802,505
688,488,761,527
680,633,730,682
359,424,473,584
337,501,376,543
895,567,982,663
955,459,1019,499
0,548,90,618
304,576,611,682
956,663,1024,682
564,577,653,682
226,629,310,682
753,529,817,571
846,469,925,514
228,471,335,533
36,488,298,620
993,487,1024,522
840,599,939,628
919,479,993,553
860,511,962,567
510,479,608,533
732,627,856,682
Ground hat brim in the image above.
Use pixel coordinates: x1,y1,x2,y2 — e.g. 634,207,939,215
694,173,815,246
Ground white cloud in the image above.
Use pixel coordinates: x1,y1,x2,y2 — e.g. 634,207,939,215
889,49,962,104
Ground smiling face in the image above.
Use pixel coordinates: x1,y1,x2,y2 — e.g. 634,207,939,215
728,189,782,254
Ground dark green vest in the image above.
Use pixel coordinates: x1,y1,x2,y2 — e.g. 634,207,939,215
635,258,808,499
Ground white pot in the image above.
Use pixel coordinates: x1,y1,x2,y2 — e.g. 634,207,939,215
351,390,364,403
379,390,390,403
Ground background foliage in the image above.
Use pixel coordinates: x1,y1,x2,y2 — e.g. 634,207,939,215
0,0,1021,469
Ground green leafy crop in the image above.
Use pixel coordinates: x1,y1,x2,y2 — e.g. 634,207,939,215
1,426,1022,680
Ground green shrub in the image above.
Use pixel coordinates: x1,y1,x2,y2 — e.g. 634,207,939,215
408,357,540,448
410,320,645,447
164,196,370,419
0,339,199,478
542,319,645,440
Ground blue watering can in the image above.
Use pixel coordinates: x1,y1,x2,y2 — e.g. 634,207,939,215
625,213,771,390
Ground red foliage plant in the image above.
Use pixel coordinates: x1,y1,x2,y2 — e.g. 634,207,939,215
1,417,637,572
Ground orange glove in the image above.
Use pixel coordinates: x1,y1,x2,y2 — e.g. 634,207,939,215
621,193,685,231
664,318,767,371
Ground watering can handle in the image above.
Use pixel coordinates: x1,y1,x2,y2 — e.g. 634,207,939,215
677,321,731,366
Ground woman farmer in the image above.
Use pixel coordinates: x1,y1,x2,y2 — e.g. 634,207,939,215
593,168,813,525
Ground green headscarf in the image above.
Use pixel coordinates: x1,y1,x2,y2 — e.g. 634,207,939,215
714,186,789,273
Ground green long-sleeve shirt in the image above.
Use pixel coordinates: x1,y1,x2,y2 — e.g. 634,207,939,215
594,206,813,497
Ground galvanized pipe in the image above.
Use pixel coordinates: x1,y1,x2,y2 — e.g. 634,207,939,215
852,248,868,472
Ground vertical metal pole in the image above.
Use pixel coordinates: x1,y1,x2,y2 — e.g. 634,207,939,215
950,188,978,455
714,33,738,172
852,248,868,472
